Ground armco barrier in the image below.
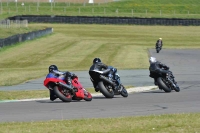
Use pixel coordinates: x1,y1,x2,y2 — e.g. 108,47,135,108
8,15,200,26
0,28,52,48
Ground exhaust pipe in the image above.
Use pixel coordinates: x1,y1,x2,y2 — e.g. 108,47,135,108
99,75,115,87
58,82,73,90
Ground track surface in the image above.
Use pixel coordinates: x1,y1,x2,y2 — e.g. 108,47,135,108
0,49,200,122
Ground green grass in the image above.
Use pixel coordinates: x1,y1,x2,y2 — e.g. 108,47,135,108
0,0,200,19
0,113,200,133
0,24,200,86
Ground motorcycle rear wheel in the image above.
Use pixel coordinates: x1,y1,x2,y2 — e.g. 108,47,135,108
157,77,171,93
53,86,72,102
98,81,114,98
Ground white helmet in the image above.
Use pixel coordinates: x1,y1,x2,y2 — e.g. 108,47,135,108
149,57,157,64
159,38,162,40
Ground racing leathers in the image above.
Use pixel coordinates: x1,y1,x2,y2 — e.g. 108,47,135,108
156,40,163,49
89,62,120,92
149,61,170,85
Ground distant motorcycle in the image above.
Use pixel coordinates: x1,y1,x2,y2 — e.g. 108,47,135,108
156,71,180,93
44,74,92,102
156,46,162,53
89,67,128,98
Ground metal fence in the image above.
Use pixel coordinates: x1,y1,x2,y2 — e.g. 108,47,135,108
9,15,200,26
0,19,28,28
0,27,52,48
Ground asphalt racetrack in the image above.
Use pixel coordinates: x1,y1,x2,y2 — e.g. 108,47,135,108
0,49,200,122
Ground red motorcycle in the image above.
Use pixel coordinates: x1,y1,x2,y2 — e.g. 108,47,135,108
44,73,92,102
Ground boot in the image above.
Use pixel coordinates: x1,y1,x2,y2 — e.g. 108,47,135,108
95,85,99,92
49,90,57,101
154,78,158,85
50,95,57,101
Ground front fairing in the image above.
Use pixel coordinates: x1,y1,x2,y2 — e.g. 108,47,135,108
72,77,84,99
44,73,66,88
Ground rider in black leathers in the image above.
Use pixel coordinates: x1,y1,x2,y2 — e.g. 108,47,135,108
156,38,163,49
47,65,77,101
149,57,175,85
89,58,120,92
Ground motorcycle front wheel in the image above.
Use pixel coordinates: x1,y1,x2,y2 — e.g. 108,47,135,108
119,85,128,97
84,91,92,101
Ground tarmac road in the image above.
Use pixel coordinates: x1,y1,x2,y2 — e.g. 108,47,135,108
0,49,200,122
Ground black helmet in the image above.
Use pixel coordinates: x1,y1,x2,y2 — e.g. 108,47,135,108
49,65,58,73
93,58,101,64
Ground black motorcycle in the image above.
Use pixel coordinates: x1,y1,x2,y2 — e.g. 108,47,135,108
89,67,128,98
156,46,162,53
156,71,180,93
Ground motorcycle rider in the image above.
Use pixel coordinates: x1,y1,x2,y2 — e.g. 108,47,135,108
89,58,121,92
149,57,178,87
156,38,163,49
47,65,77,101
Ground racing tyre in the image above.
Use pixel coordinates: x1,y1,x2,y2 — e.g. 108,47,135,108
174,86,180,92
98,81,114,98
157,77,171,93
120,85,128,97
53,86,72,102
84,92,92,101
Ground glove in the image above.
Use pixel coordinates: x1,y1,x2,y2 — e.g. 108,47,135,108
166,66,170,70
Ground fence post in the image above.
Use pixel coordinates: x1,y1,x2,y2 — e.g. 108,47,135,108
0,0,2,15
146,9,147,16
116,8,118,16
92,8,94,14
160,10,161,16
132,9,133,16
104,8,106,15
51,2,53,12
79,7,80,14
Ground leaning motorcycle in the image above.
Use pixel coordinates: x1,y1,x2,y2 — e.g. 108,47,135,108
89,67,128,98
44,73,92,102
156,46,162,53
156,71,180,93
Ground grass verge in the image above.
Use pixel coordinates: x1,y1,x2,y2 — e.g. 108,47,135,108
0,113,199,133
